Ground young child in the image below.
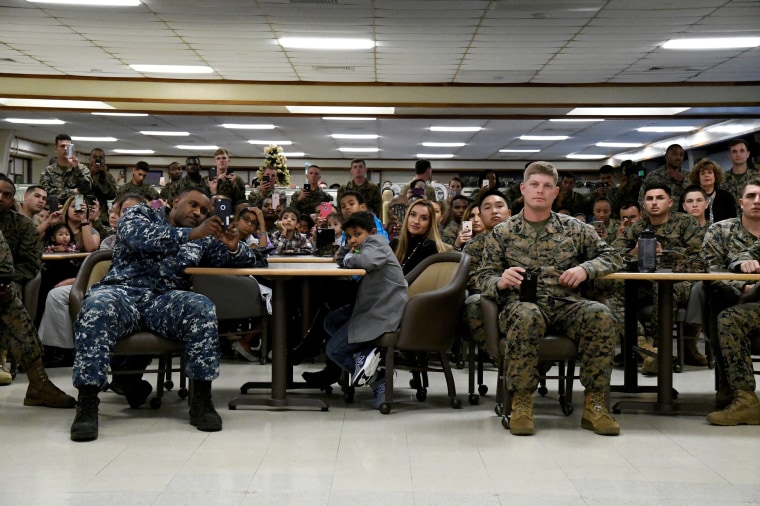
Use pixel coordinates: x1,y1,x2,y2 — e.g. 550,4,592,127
326,212,343,244
297,214,315,236
338,190,389,243
235,206,271,250
325,211,408,408
44,223,78,253
270,207,314,255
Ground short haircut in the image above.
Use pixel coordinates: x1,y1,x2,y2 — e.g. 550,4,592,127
176,186,210,200
478,189,509,208
524,161,559,185
729,138,749,151
593,196,611,207
279,206,300,220
135,161,150,172
689,158,724,185
560,172,577,182
599,165,614,175
620,200,641,213
90,148,105,157
0,174,16,192
350,158,366,167
114,193,148,212
342,211,375,233
642,181,671,197
55,133,71,146
683,184,707,199
450,194,471,207
740,177,760,197
185,156,201,165
168,161,181,169
666,143,684,154
213,147,229,157
339,190,365,205
414,159,431,174
24,185,45,196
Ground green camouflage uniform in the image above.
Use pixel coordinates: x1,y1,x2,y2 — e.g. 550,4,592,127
215,174,247,206
39,163,93,203
338,180,383,215
159,178,183,201
722,167,760,215
400,180,436,201
0,231,44,367
88,169,117,209
247,188,287,210
638,166,690,211
462,233,487,346
0,209,42,285
116,180,159,201
475,211,623,393
716,300,760,391
552,190,587,216
290,188,334,219
440,219,460,247
167,174,210,203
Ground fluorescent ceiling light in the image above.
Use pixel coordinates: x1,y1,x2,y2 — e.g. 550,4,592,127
278,38,375,50
330,134,379,140
5,118,65,125
27,0,140,5
637,126,697,133
283,152,305,157
287,106,394,115
417,153,455,159
520,135,569,141
221,123,275,129
568,107,690,116
140,131,190,136
0,98,113,109
429,126,482,132
71,136,118,142
337,147,380,153
550,118,605,122
247,140,293,145
130,64,213,74
596,142,644,148
323,117,376,121
566,153,607,160
422,142,465,147
499,149,540,153
91,112,148,117
113,149,154,154
706,124,753,134
662,37,760,50
176,145,219,150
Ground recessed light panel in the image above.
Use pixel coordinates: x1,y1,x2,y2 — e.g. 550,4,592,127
278,38,375,50
0,98,113,109
331,134,379,140
247,140,293,145
637,126,697,133
176,145,219,150
288,106,393,115
422,142,465,147
429,126,482,132
71,136,118,142
140,131,190,136
520,135,569,141
568,107,690,116
130,65,213,74
5,118,65,125
222,124,275,129
113,149,154,154
662,37,760,50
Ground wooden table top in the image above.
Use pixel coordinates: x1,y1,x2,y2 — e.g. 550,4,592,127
267,256,334,263
602,270,760,282
187,262,365,277
42,252,91,261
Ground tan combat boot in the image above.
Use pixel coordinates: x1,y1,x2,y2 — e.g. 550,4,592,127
706,390,760,426
641,356,658,376
23,359,76,408
0,349,12,386
509,391,534,436
684,340,707,367
581,391,620,436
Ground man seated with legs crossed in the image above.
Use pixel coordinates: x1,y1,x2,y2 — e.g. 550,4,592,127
70,188,267,441
475,162,623,436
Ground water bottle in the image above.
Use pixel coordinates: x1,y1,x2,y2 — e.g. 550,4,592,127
637,228,657,273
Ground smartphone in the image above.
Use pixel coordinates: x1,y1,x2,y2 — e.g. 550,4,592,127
47,195,59,213
462,220,472,234
159,176,166,186
411,187,425,197
208,167,217,180
65,143,75,159
74,194,84,211
319,202,332,219
303,183,311,192
214,196,232,229
391,203,407,222
271,192,280,209
593,220,605,235
150,199,163,210
262,175,270,183
482,179,490,188
519,269,540,303
84,195,96,207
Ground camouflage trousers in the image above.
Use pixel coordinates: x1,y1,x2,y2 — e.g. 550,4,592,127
0,284,44,368
73,284,220,388
716,301,760,392
498,299,618,393
462,293,485,347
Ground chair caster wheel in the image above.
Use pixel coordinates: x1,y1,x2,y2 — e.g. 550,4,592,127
501,416,510,430
343,387,355,403
538,385,548,396
469,393,480,405
708,360,715,369
149,397,161,409
164,380,174,390
416,389,427,402
673,363,683,373
451,398,462,409
379,403,391,415
178,388,188,399
562,403,574,416
409,378,422,389
478,384,488,396
456,360,465,369
494,404,503,416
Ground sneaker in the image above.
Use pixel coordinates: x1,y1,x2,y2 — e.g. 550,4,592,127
372,379,386,410
232,340,258,362
351,348,381,387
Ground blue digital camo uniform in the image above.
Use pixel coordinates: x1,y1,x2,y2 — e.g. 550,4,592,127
72,203,268,388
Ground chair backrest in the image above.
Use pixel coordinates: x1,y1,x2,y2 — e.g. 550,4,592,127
192,274,268,320
69,249,113,319
395,251,471,351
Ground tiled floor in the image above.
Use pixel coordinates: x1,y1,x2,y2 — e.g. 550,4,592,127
1,357,759,505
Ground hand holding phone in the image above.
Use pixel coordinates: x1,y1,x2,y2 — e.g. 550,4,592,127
208,167,217,181
47,195,59,213
74,194,84,211
214,197,232,229
319,202,333,219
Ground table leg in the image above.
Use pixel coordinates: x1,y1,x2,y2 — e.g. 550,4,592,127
229,278,329,411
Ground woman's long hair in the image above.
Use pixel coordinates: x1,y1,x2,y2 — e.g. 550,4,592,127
394,199,448,264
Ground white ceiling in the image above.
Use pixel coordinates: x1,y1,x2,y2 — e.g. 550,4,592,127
1,0,759,163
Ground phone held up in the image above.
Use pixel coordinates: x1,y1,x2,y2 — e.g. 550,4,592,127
214,196,232,229
47,195,59,213
208,167,217,181
65,143,75,159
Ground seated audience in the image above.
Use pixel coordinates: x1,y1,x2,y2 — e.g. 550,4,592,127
682,158,736,224
392,199,450,275
270,207,314,255
682,185,710,229
234,206,271,250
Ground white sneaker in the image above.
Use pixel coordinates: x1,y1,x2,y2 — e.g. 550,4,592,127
232,341,258,362
351,348,381,387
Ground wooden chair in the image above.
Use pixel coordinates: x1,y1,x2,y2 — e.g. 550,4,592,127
68,249,187,409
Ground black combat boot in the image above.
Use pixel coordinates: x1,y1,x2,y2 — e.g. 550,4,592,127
189,380,222,432
70,385,100,442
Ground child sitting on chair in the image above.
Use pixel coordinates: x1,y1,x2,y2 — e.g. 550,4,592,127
325,211,408,408
44,223,78,253
270,207,314,255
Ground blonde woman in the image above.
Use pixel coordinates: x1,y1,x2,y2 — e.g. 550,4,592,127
393,199,451,275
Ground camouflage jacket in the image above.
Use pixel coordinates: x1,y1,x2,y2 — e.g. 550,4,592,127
247,187,287,210
101,204,267,293
722,167,760,214
290,188,334,218
399,179,436,201
338,180,383,215
39,163,93,203
552,190,587,216
215,174,247,206
116,181,159,201
463,232,487,292
159,178,183,201
702,217,759,292
611,212,703,258
167,174,210,203
475,211,623,308
638,166,691,210
0,210,43,285
87,169,117,208
0,230,13,276
440,219,460,246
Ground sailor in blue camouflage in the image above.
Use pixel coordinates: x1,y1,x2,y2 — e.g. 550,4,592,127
72,188,268,389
